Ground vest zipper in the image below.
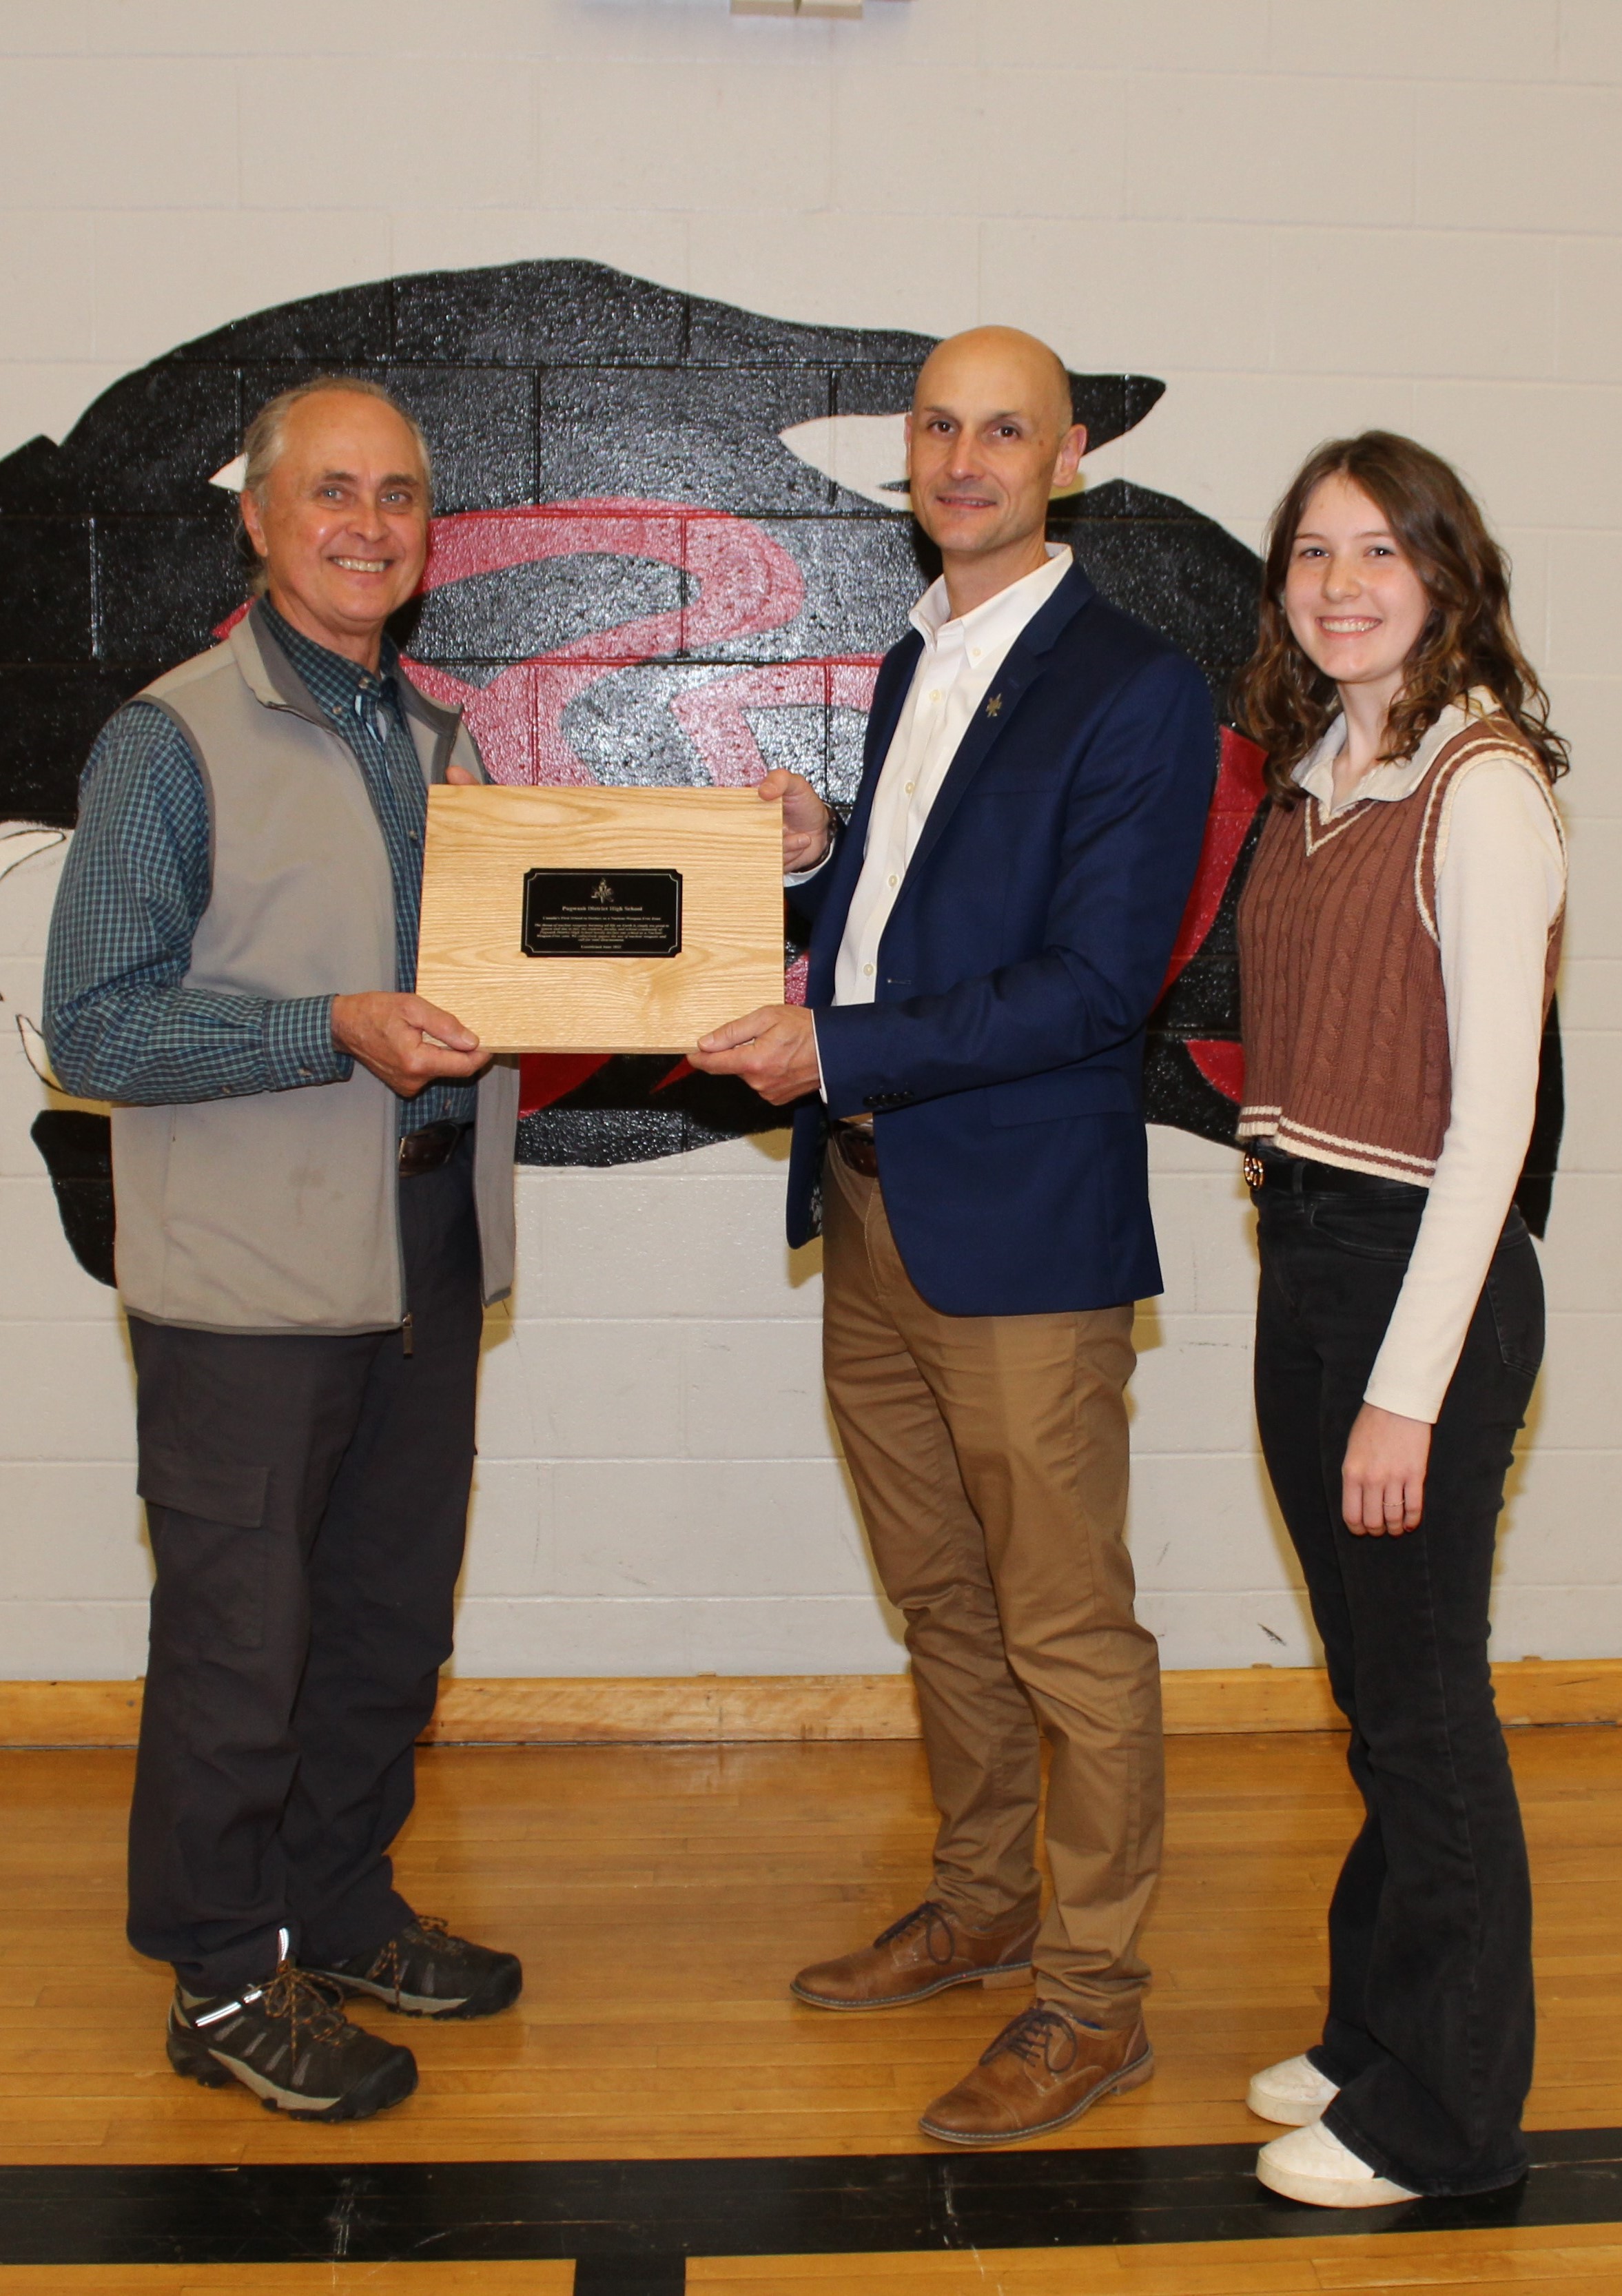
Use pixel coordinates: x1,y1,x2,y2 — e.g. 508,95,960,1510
402,1311,414,1357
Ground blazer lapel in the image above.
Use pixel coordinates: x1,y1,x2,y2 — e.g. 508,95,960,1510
806,633,921,996
847,634,921,852
899,564,1094,888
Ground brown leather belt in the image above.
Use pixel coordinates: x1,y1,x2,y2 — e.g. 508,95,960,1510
832,1121,879,1179
398,1120,471,1178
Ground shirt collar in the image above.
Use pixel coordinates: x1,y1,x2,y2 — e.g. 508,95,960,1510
909,543,1072,657
1294,686,1501,813
258,597,400,709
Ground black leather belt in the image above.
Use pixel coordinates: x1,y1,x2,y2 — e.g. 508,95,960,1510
1243,1148,1424,1199
832,1121,880,1179
398,1120,471,1178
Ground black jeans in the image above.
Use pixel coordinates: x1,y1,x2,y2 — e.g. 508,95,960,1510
1253,1174,1543,2196
125,1135,483,1996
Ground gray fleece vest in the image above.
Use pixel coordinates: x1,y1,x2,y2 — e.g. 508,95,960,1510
110,610,519,1334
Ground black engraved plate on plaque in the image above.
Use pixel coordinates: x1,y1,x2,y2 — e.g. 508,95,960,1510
522,869,683,959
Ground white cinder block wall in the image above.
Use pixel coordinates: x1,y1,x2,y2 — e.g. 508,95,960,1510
1,0,1617,1679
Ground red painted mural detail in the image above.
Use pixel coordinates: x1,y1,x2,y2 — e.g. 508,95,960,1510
405,504,876,1118
1153,727,1268,1105
403,499,812,786
1186,1038,1247,1103
515,1052,616,1116
670,659,882,785
1160,725,1268,994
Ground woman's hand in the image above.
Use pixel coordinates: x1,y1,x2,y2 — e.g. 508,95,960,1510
1341,1403,1432,1536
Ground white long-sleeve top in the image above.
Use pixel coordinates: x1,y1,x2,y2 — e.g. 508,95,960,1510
1289,693,1567,1424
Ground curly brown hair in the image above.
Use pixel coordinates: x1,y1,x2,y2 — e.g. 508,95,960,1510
1232,430,1568,804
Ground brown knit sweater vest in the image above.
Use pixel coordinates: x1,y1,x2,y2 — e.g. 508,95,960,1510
1237,714,1563,1184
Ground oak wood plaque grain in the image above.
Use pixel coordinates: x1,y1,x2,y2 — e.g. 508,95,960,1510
415,784,785,1053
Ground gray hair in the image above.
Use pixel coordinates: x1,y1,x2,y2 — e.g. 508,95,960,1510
235,374,434,593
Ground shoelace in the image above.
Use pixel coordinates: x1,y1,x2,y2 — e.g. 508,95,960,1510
369,1912,457,2007
224,1963,349,2064
983,2003,1082,2074
873,1900,956,1967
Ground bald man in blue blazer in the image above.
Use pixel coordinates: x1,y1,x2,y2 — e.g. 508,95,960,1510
691,327,1214,2148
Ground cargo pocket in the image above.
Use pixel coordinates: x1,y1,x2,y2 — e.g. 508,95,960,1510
137,1448,271,1651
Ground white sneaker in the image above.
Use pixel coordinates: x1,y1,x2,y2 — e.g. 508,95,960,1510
1256,2118,1419,2208
1246,2052,1341,2125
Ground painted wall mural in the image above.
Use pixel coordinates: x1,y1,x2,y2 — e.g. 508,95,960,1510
0,260,1561,1284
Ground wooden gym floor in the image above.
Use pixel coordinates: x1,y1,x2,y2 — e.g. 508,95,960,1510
1,1725,1620,2290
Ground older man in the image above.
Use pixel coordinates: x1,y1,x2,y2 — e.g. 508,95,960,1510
693,329,1214,2145
44,377,522,2121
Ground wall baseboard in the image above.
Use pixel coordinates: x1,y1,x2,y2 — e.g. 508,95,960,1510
1,1660,1619,1749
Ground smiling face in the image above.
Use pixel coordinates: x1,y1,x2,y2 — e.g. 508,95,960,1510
1284,473,1433,706
906,329,1085,611
239,389,431,667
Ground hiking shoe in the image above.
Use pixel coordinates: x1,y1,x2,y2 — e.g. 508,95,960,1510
307,1913,523,2020
167,1962,418,2121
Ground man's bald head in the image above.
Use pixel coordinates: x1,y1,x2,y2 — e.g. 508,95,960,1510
914,327,1076,444
905,326,1087,611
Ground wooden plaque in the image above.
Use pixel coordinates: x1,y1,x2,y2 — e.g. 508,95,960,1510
415,784,786,1054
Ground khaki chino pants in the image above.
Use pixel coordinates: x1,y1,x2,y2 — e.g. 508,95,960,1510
821,1144,1163,2025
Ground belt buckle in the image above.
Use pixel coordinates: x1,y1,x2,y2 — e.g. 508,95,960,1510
1242,1150,1266,1189
834,1122,879,1179
399,1120,459,1177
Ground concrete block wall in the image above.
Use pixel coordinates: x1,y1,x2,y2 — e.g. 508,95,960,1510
0,0,1618,1677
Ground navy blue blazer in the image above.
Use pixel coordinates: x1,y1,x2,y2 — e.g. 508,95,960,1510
787,563,1215,1316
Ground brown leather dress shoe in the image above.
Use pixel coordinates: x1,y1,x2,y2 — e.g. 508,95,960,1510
790,1899,1037,2010
918,2000,1153,2144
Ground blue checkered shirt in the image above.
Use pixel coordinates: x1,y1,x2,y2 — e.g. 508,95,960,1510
44,602,477,1134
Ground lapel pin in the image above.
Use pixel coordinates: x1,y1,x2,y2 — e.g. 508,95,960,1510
985,694,1003,719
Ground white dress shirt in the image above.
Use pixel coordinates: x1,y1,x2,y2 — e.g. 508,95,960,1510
830,546,1073,1008
1287,692,1568,1424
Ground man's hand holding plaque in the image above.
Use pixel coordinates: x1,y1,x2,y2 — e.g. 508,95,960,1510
689,770,828,1107
340,759,488,1094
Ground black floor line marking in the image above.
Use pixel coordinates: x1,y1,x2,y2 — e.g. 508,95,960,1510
1,2130,1619,2275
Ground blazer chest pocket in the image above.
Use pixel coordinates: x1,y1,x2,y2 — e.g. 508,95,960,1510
988,1069,1140,1127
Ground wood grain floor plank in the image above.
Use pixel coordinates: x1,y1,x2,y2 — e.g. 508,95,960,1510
0,2270,573,2293
0,1728,1616,2231
688,2224,1622,2291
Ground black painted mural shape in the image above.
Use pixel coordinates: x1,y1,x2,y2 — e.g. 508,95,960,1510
0,260,1560,1284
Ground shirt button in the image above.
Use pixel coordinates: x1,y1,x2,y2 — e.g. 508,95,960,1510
863,963,875,976
972,648,983,661
904,781,914,793
928,690,941,704
887,874,898,888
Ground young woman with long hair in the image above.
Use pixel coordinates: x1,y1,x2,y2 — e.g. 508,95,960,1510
1231,432,1568,2208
